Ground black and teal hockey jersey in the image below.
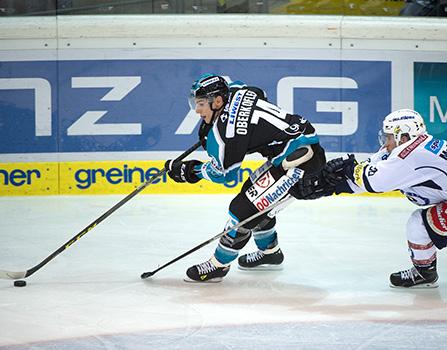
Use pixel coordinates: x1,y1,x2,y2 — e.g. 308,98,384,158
194,87,319,184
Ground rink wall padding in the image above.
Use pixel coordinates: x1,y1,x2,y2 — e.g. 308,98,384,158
0,15,446,196
0,159,402,197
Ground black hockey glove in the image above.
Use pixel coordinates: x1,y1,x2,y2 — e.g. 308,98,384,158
289,173,335,200
198,120,213,150
322,154,357,186
165,159,202,184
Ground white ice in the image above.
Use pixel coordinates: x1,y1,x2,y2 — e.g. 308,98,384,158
1,194,447,349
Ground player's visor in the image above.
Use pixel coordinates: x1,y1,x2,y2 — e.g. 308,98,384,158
378,130,395,147
378,129,387,146
188,96,212,110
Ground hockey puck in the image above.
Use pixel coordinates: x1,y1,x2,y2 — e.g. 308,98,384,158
14,280,27,287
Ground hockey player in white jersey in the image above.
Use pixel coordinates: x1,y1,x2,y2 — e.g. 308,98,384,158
164,74,326,282
291,109,447,288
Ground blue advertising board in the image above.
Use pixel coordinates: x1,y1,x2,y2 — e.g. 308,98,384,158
414,62,447,141
0,59,391,155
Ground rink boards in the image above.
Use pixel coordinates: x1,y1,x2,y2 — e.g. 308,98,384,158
0,159,403,197
1,15,446,196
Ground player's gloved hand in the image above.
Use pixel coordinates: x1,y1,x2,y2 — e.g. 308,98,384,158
165,159,202,183
198,120,213,149
322,154,357,186
289,173,335,200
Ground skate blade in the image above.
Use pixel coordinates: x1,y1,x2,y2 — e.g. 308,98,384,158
389,281,439,289
238,264,283,271
183,277,224,283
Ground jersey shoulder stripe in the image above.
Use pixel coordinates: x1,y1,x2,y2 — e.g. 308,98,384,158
398,134,428,159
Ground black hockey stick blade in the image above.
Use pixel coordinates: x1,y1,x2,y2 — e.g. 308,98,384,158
140,195,294,279
141,271,155,279
0,141,201,280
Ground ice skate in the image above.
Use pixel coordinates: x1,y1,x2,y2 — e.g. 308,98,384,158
184,256,230,283
238,247,284,270
389,266,438,289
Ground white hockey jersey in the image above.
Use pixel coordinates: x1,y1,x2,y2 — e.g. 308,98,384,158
347,134,447,207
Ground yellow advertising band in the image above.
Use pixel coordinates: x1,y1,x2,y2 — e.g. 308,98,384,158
0,160,401,197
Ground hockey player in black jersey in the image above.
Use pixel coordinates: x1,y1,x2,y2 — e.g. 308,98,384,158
165,74,326,282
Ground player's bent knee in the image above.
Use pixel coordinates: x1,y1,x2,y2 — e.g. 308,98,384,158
406,209,426,241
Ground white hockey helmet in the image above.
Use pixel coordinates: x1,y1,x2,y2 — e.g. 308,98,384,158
382,109,426,144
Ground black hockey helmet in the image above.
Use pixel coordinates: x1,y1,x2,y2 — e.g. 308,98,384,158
189,74,229,110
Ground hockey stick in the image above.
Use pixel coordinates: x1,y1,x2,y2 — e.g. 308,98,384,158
0,141,202,280
140,195,294,279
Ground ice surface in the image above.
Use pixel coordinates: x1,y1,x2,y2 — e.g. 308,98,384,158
1,195,446,349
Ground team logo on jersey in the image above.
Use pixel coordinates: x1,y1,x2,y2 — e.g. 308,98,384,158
424,139,444,155
256,172,274,188
284,123,302,136
398,134,428,159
